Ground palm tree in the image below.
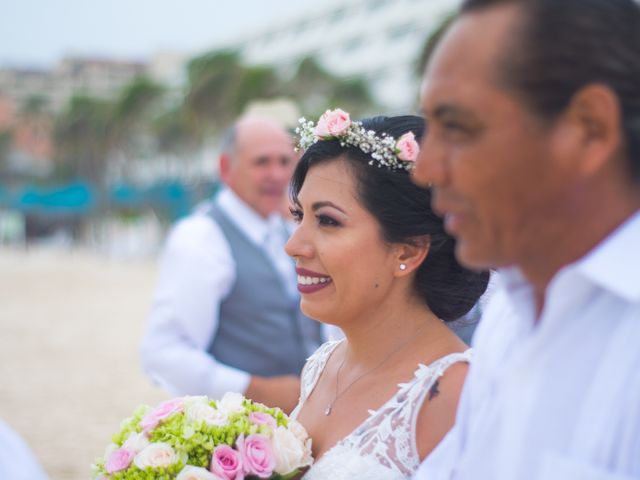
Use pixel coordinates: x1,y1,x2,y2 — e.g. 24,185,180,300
0,129,11,176
53,95,114,186
286,56,375,117
415,13,456,77
184,50,245,136
110,76,165,177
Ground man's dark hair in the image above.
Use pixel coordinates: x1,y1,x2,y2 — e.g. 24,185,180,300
460,0,640,179
290,115,490,322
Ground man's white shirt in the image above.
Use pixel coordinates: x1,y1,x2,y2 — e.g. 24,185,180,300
140,188,299,399
416,210,640,480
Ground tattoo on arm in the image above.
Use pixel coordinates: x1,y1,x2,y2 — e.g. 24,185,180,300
428,380,440,401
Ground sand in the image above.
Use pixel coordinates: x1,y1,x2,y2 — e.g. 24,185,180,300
0,247,169,479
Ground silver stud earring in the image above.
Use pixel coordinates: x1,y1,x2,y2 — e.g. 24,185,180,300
399,263,407,271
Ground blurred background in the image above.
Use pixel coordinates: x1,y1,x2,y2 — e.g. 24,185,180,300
0,0,457,478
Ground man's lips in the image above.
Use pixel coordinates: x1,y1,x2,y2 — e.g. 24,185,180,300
295,267,332,294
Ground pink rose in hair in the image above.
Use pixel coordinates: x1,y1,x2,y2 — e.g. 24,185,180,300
249,412,277,429
396,131,420,162
209,445,244,480
139,397,184,431
105,447,135,473
314,109,351,137
236,434,275,478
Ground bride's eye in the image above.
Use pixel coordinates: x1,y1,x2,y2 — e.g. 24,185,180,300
290,207,303,223
317,214,340,227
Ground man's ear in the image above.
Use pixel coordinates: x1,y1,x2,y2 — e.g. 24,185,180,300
393,236,430,277
219,153,232,184
555,83,623,177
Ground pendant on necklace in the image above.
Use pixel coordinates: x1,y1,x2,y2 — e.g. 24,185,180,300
324,406,332,416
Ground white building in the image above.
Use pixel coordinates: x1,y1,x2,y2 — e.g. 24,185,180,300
0,57,147,113
223,0,460,111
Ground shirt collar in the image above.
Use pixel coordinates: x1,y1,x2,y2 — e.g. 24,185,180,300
499,209,640,306
576,209,640,302
216,187,283,247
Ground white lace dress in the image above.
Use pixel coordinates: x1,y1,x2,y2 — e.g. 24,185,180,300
291,341,472,480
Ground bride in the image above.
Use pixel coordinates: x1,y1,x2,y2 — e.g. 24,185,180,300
285,111,489,479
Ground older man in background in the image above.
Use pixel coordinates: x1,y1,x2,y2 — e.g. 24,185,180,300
413,0,640,478
141,116,323,413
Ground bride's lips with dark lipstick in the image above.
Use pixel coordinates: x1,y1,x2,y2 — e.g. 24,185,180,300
295,267,333,294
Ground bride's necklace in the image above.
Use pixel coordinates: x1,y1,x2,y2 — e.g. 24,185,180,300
324,324,428,416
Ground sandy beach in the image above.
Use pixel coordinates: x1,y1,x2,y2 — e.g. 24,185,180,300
0,247,169,479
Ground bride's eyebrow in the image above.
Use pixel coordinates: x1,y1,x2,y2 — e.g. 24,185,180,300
312,201,346,214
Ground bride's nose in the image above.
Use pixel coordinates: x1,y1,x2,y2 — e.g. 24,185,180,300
285,223,314,259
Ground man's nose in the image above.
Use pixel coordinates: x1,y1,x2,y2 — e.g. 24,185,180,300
413,131,448,187
268,159,293,182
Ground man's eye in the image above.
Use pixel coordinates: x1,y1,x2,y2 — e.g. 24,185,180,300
443,122,467,132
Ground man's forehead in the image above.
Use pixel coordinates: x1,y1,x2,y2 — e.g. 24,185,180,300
421,3,521,103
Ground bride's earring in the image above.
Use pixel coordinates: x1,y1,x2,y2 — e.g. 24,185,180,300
399,263,407,271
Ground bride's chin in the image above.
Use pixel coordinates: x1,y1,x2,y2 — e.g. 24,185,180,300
300,301,332,324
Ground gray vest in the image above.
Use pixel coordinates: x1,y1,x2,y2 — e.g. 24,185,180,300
207,204,322,377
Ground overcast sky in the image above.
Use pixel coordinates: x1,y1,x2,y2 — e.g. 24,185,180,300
1,0,308,68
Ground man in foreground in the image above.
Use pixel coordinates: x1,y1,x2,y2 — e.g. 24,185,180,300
413,0,640,478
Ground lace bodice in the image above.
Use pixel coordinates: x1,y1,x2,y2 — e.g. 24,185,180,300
291,341,472,479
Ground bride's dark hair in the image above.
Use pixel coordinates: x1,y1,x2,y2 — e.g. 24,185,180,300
290,114,489,322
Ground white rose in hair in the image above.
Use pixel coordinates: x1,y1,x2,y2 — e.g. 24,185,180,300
133,442,177,469
122,432,150,453
217,392,245,415
271,425,313,474
176,465,220,480
186,402,228,426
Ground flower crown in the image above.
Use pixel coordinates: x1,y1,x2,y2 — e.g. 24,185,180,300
295,108,420,171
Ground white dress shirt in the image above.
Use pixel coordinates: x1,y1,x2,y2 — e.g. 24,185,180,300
140,188,300,399
0,419,48,480
416,210,640,480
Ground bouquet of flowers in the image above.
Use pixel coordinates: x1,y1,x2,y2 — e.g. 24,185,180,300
91,393,313,480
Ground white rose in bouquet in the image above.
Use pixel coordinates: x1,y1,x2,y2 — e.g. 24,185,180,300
271,425,314,475
176,465,220,480
217,392,245,415
123,431,150,452
134,442,178,469
186,402,228,426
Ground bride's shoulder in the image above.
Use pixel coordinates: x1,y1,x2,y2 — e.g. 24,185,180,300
413,350,471,459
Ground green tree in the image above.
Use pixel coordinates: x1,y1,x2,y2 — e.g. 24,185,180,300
0,129,11,174
110,76,165,163
53,95,114,185
184,50,245,135
286,56,375,117
415,13,456,77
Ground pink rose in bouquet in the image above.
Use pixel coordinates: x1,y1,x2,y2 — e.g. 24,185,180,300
139,397,184,432
104,447,136,474
237,434,276,478
209,444,243,480
249,412,277,429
